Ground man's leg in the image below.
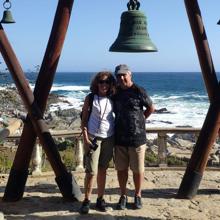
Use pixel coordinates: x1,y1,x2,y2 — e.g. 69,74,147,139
129,145,146,209
117,169,128,196
133,171,144,209
115,145,129,210
116,169,128,210
130,144,146,196
133,172,144,197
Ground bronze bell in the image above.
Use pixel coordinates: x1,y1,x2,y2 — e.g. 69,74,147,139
109,0,157,52
1,10,15,24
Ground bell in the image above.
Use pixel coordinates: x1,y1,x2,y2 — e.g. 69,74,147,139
109,10,157,52
1,10,15,24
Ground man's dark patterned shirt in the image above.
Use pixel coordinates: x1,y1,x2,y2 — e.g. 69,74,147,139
114,84,153,147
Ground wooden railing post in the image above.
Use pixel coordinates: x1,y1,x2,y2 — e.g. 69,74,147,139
6,128,203,172
31,143,42,176
75,138,84,171
157,132,167,167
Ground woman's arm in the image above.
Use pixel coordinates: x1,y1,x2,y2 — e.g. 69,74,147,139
81,95,91,145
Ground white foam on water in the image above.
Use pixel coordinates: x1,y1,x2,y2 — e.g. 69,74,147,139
49,96,84,112
1,81,210,129
148,95,209,128
50,85,89,92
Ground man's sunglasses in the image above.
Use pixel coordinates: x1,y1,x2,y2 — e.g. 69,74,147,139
116,73,127,78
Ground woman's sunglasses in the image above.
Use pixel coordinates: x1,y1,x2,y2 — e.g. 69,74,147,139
98,79,110,84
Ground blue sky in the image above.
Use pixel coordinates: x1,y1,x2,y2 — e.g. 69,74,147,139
1,0,220,72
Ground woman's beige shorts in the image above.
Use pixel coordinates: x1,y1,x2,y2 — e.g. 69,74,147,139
83,135,114,175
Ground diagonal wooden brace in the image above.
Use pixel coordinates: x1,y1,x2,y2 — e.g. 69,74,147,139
2,0,81,202
177,0,220,199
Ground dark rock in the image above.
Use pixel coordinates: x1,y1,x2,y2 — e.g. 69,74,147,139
0,88,81,131
154,108,171,114
170,133,196,142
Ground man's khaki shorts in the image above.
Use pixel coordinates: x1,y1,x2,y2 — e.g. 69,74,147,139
83,135,114,175
114,144,146,173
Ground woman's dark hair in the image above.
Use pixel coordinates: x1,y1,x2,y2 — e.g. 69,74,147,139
90,71,116,96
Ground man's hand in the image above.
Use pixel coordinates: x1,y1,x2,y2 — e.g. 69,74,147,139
144,105,155,119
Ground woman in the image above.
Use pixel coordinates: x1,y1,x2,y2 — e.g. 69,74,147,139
80,71,116,214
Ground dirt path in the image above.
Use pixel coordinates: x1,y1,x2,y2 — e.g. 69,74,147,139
1,169,220,219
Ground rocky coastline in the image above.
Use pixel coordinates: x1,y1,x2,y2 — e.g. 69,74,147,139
1,89,220,219
0,87,81,130
0,88,220,164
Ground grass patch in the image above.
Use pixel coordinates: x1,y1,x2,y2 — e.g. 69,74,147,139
145,150,188,167
0,152,13,173
167,155,187,166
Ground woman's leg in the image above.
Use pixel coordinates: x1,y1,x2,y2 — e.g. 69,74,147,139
84,173,95,200
97,167,107,198
97,136,114,198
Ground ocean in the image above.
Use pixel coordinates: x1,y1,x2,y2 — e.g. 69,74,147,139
1,71,219,128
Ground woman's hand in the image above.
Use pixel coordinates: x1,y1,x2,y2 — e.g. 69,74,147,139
83,137,92,146
82,126,92,148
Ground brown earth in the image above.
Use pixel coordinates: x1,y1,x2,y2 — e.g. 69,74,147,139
1,168,220,219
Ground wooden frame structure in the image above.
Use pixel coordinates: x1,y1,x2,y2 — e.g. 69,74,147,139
0,0,219,202
2,0,81,202
177,0,220,199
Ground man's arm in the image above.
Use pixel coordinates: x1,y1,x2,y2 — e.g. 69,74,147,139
144,104,155,119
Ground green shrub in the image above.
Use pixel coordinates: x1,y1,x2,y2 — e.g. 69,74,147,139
145,151,158,166
145,150,188,167
167,155,187,166
0,154,13,173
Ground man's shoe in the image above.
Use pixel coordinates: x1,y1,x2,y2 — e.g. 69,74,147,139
116,195,127,210
96,197,107,212
134,195,142,209
79,199,90,214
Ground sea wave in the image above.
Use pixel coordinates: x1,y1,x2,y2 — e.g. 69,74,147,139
29,84,89,92
50,85,89,92
0,72,211,128
152,93,208,101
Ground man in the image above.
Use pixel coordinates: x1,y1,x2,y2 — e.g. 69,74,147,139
113,64,155,210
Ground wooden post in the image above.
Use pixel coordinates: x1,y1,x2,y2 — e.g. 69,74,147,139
157,132,167,167
31,144,42,176
177,0,220,199
75,139,84,171
3,0,81,202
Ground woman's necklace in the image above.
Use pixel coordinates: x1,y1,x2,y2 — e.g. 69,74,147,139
96,96,108,133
